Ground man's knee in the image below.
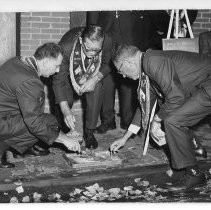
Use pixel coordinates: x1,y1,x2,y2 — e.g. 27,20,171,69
164,114,182,126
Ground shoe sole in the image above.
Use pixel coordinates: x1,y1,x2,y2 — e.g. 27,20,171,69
0,163,15,168
167,181,207,193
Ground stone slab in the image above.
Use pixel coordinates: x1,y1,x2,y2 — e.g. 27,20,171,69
64,150,122,170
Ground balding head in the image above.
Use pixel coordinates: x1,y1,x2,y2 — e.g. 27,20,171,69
112,44,139,63
112,45,141,80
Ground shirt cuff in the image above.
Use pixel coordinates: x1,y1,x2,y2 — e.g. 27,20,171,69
128,124,141,134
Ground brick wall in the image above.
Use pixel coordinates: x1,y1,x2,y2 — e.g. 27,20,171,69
20,10,211,56
193,9,211,37
20,12,70,56
19,10,211,114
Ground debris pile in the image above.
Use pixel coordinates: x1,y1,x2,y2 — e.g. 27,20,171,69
7,177,169,203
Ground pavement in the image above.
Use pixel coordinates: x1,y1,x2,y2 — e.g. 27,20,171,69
1,110,211,192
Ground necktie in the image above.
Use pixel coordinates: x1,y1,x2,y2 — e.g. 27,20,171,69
137,72,150,131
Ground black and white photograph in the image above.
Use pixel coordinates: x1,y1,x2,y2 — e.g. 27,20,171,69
1,0,211,206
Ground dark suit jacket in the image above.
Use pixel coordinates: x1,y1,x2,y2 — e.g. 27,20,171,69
0,57,59,150
132,50,211,127
87,10,170,51
52,27,113,104
199,31,211,56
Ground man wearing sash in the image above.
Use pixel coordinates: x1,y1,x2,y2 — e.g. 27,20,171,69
110,45,211,191
87,11,171,134
0,43,81,168
52,25,112,149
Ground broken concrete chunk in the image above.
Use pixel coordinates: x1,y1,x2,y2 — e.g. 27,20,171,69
144,189,157,197
83,191,95,197
15,186,24,194
166,169,173,177
139,180,149,187
85,183,100,193
134,189,142,195
108,188,121,195
123,186,133,191
52,193,61,199
79,195,89,202
22,196,30,203
134,178,142,183
73,188,83,195
10,197,18,203
33,192,42,202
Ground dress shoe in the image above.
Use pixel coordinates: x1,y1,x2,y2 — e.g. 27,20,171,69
0,151,15,168
192,138,207,158
33,144,50,154
166,166,206,192
94,121,116,134
24,145,50,157
84,128,98,149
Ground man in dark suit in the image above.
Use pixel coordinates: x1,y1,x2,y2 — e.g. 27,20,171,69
87,10,170,133
0,43,81,168
199,31,211,56
52,25,112,149
110,45,211,191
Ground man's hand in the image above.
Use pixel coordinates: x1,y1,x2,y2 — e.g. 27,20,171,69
80,76,98,93
63,137,81,153
55,132,81,153
110,138,127,153
60,101,76,130
64,111,76,130
150,118,166,143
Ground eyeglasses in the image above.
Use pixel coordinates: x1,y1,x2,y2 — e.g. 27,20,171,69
82,42,102,54
117,62,124,73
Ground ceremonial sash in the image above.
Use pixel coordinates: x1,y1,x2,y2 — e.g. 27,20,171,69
69,32,102,95
137,72,150,131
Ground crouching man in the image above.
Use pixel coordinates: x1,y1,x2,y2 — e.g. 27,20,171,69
110,44,211,192
0,43,81,168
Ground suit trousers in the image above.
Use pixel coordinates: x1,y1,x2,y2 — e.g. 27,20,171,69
100,71,116,124
0,114,38,154
84,81,103,130
99,65,138,127
163,83,211,169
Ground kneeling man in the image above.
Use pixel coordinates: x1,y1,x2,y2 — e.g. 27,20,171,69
0,43,81,168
